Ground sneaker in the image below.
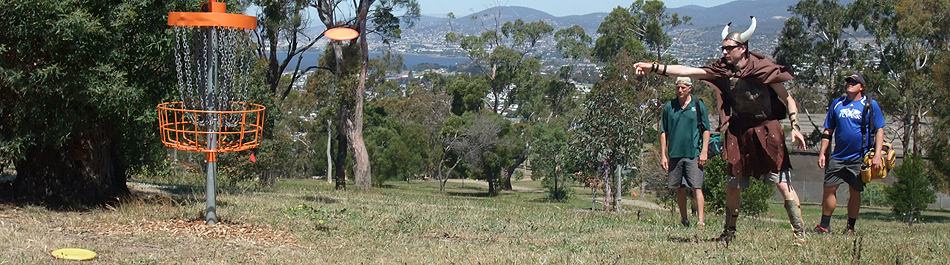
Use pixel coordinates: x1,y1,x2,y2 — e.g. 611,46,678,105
813,224,829,234
681,219,690,227
697,222,706,228
715,229,736,242
844,227,854,235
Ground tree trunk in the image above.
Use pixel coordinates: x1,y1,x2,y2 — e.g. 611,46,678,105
334,116,347,190
345,111,371,190
327,119,333,183
350,0,373,191
488,178,496,195
9,125,128,207
503,154,527,190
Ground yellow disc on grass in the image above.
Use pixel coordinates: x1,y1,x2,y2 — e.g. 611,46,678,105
51,248,97,261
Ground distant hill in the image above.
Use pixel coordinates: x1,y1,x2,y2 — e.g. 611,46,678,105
415,0,797,36
395,0,810,64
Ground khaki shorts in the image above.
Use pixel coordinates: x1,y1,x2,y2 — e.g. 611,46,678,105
726,170,792,189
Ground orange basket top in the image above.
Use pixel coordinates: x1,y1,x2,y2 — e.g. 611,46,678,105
168,0,257,30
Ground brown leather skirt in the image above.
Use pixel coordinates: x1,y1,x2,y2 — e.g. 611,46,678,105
723,119,792,178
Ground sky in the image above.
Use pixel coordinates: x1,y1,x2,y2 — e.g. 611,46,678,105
415,0,735,17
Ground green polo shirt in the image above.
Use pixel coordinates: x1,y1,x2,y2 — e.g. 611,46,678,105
661,98,711,159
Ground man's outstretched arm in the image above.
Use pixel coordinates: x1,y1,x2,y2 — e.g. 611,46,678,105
633,62,714,80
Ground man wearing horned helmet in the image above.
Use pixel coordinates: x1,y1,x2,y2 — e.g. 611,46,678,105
633,17,808,245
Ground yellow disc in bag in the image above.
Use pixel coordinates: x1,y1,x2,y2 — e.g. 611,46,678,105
51,248,97,261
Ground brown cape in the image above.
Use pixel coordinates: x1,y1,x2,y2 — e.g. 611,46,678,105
699,52,795,178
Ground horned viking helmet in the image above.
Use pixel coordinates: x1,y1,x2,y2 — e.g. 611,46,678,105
721,16,757,44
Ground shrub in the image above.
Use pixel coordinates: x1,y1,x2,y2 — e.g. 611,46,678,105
886,155,937,224
702,156,775,215
862,182,891,207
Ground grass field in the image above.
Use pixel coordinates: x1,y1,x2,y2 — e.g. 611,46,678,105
1,177,949,264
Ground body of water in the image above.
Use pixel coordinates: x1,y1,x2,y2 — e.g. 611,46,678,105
280,51,469,70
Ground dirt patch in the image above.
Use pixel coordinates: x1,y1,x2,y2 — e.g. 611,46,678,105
87,219,298,247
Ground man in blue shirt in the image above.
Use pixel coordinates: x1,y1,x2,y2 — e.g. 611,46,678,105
815,74,886,234
660,77,711,228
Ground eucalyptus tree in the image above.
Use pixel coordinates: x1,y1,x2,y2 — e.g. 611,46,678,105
437,112,514,195
571,76,642,211
444,12,554,190
444,17,553,116
581,0,686,208
252,0,316,101
0,0,189,205
775,0,948,154
929,52,950,191
591,0,690,63
307,0,419,190
531,122,572,201
888,0,950,189
363,101,428,186
773,0,868,117
855,0,949,155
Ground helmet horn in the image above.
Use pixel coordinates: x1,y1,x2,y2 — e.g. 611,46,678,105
739,16,756,43
721,22,732,41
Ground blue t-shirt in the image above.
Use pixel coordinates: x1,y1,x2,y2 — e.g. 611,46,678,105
823,96,885,160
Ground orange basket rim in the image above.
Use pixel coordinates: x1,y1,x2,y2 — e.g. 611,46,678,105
158,101,265,114
158,102,265,153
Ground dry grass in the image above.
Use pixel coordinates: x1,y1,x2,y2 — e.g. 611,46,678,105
2,178,949,264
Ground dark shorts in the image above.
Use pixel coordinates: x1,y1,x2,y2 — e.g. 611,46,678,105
825,158,865,192
668,157,704,189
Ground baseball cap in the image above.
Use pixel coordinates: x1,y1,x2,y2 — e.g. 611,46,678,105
845,74,866,85
675,77,692,86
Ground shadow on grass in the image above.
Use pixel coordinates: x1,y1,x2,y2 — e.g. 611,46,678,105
859,211,950,224
668,234,704,244
446,191,494,198
375,183,396,189
300,195,340,204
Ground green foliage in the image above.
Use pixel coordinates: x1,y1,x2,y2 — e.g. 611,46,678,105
886,155,937,223
591,7,646,62
571,85,640,171
363,102,429,186
862,182,891,207
370,0,421,44
439,112,514,195
532,123,572,201
444,17,553,116
926,52,950,191
554,25,592,61
0,0,196,205
446,74,490,115
702,156,775,215
590,0,689,62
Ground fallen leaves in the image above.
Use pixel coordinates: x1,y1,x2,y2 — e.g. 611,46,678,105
88,219,297,247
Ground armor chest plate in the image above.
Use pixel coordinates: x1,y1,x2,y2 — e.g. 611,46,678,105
726,77,774,120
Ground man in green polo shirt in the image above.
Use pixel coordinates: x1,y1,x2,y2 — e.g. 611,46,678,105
660,77,711,227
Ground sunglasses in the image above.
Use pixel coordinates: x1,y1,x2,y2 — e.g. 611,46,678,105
721,45,741,52
846,80,861,85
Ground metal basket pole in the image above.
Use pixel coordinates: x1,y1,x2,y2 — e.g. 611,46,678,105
204,25,219,225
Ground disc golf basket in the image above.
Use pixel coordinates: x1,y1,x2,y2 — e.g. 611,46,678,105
159,0,263,225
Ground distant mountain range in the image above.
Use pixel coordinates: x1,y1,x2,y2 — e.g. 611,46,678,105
416,0,800,36
400,0,804,62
